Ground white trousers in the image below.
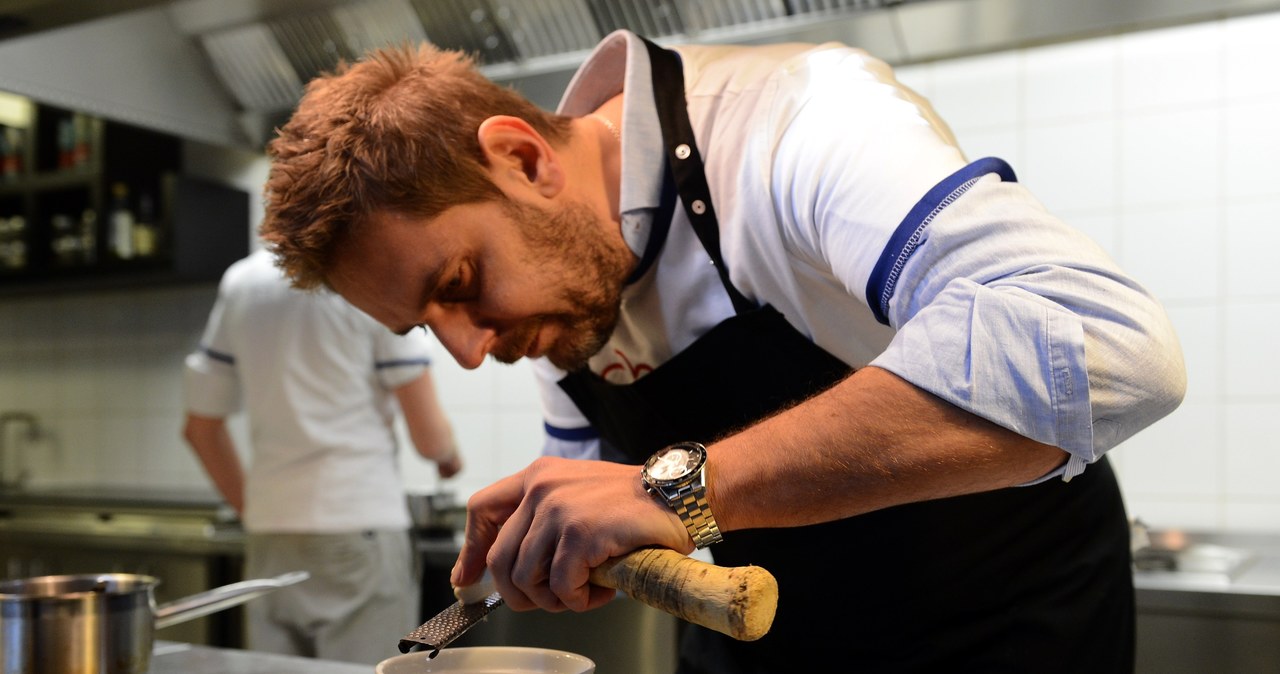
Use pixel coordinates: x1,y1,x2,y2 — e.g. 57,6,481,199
244,530,420,665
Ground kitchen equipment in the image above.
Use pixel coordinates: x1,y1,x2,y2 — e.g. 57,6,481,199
0,486,247,648
406,491,465,539
377,647,595,674
0,570,308,674
1133,526,1259,580
400,547,776,656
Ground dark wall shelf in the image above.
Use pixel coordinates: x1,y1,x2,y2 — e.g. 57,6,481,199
0,102,249,296
0,170,96,196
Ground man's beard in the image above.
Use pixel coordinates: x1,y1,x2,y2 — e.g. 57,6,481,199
488,198,631,371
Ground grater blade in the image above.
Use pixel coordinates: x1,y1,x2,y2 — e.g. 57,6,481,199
397,592,504,657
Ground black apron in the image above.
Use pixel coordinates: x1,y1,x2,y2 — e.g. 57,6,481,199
559,40,1135,674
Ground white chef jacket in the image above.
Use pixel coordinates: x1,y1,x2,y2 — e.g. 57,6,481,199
184,248,432,532
535,31,1186,482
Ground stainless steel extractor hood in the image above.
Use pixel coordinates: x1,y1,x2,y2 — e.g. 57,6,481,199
1,0,1277,149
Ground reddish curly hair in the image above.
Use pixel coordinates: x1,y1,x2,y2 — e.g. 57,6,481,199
260,43,573,288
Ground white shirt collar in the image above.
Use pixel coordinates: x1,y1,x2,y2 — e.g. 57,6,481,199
558,30,669,259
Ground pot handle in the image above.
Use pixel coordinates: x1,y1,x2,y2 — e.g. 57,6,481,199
153,570,310,630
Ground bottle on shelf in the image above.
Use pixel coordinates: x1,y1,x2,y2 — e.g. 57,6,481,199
50,213,81,266
71,113,90,169
79,209,97,264
132,192,158,258
109,182,135,260
0,214,27,270
0,126,8,178
0,126,22,180
56,116,74,170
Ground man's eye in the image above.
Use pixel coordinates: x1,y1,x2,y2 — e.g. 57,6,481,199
439,263,471,300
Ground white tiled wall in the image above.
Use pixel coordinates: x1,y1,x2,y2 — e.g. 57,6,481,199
895,11,1280,532
390,352,547,499
0,284,543,500
2,12,1277,533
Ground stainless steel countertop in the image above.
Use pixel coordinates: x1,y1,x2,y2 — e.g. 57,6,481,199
1134,530,1280,594
149,641,370,674
0,485,232,514
1133,529,1280,619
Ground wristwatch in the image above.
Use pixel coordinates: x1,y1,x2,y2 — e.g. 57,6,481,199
641,441,723,549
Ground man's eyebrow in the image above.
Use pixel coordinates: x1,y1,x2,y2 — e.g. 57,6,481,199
390,261,448,336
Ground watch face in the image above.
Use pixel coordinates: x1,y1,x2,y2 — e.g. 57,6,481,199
646,445,698,481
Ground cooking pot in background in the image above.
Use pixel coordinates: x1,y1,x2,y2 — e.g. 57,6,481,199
0,570,308,674
406,491,465,538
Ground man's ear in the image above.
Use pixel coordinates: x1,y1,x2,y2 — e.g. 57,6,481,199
477,116,564,200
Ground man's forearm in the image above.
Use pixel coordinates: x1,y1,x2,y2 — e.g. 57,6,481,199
708,366,1067,532
182,415,246,514
396,374,457,459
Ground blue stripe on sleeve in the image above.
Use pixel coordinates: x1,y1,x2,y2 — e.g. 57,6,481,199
864,157,1017,326
201,346,235,365
375,358,432,369
544,422,599,441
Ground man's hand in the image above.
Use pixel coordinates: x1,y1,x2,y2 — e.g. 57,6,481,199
435,442,463,479
450,456,692,613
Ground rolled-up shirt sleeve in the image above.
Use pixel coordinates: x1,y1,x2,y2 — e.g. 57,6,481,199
869,171,1186,481
184,289,242,418
532,359,601,460
373,325,432,389
762,50,1186,482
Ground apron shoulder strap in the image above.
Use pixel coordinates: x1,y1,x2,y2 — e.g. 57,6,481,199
640,36,755,315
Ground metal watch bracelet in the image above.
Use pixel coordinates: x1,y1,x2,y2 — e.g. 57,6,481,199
673,489,723,549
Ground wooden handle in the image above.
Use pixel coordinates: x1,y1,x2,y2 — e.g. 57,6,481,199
588,547,777,641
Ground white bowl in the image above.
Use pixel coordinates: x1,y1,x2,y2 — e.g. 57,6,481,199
376,647,596,673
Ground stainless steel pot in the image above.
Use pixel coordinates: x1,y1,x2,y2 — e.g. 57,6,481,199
0,570,307,674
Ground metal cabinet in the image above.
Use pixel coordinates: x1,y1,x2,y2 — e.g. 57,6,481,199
1135,530,1280,673
1137,587,1280,673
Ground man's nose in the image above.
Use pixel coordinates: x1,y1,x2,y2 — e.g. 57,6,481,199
428,307,493,370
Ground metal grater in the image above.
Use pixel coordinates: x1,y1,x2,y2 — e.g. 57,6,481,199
397,592,504,657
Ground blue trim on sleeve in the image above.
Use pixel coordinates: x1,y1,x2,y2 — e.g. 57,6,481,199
544,422,599,441
201,346,235,365
375,358,432,369
864,157,1018,326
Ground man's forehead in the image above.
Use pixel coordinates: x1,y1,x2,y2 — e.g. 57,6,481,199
326,217,433,330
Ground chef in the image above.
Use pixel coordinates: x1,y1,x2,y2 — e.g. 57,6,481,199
258,30,1186,672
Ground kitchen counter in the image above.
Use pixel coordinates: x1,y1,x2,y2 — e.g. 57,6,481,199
149,641,370,674
1134,529,1280,597
1132,529,1280,673
0,484,244,556
0,484,232,512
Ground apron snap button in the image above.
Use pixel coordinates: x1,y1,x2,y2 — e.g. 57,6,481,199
691,199,706,214
675,144,691,159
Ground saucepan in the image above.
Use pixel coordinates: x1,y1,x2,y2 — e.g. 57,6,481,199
0,570,308,674
377,647,595,673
